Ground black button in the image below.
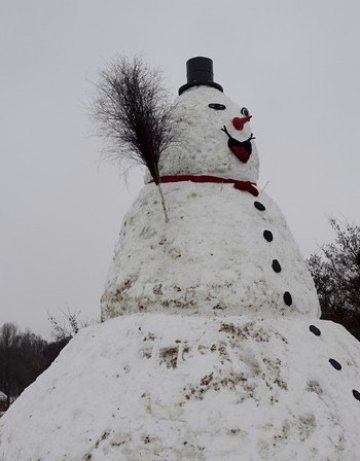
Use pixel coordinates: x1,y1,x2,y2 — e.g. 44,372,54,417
283,292,292,306
263,230,273,242
272,259,281,273
329,358,342,370
254,201,266,211
353,389,360,401
309,325,321,336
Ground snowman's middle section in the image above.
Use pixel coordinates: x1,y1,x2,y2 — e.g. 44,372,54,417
101,181,320,320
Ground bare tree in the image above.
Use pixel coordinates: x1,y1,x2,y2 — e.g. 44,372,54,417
93,57,177,222
308,218,360,340
48,308,83,341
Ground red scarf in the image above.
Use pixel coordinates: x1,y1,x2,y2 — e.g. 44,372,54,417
152,175,259,197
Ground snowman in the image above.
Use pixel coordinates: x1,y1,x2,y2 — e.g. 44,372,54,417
101,56,321,321
1,57,360,461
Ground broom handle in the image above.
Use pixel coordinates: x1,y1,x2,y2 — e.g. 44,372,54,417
157,183,169,223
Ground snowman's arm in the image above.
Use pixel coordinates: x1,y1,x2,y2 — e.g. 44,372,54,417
221,126,231,138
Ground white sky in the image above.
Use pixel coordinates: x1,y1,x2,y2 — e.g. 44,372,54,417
1,0,359,339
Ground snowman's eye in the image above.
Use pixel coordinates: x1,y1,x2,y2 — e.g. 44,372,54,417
208,103,226,110
241,107,250,116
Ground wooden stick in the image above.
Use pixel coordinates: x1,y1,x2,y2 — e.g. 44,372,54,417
157,183,169,223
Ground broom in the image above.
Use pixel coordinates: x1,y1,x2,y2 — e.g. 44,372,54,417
94,57,176,222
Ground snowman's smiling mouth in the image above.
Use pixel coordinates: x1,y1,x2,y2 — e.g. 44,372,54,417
221,126,255,164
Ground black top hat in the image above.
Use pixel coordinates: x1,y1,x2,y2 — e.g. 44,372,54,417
178,57,223,95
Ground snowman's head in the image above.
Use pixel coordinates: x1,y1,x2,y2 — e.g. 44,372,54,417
158,57,259,183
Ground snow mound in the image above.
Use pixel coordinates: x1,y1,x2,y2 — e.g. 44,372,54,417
101,182,320,320
1,313,360,461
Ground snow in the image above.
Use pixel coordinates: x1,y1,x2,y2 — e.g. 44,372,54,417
0,78,356,460
0,393,6,402
102,84,320,321
149,86,259,183
1,314,360,460
101,181,320,321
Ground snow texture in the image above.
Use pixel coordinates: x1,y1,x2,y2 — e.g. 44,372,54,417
101,182,320,320
1,314,360,461
1,83,355,461
157,86,259,182
102,85,320,320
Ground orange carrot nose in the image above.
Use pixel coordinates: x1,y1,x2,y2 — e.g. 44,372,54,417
232,115,252,130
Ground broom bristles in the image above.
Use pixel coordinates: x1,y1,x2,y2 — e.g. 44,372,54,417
94,57,176,189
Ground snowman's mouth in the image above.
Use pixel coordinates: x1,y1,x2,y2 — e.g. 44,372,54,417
221,126,255,164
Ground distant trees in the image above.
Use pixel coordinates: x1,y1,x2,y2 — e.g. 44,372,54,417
0,323,48,408
308,218,360,340
0,314,83,409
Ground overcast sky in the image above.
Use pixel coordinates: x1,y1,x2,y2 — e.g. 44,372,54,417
1,0,359,339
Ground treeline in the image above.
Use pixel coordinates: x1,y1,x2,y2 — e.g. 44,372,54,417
308,218,360,341
0,323,70,409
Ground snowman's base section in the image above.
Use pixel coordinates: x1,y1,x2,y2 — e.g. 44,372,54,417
1,313,360,461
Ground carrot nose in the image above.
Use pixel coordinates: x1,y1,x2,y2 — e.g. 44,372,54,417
232,115,252,130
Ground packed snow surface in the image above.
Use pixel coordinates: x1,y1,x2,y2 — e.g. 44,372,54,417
101,181,320,320
157,86,259,182
1,314,360,461
0,78,342,461
102,84,320,321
